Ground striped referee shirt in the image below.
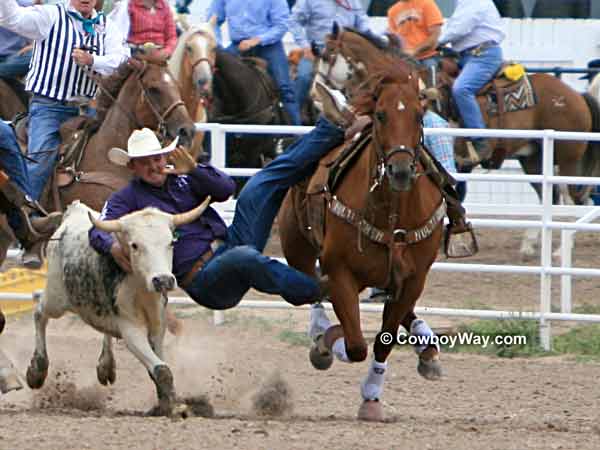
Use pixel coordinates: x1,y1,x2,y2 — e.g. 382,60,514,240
0,0,129,101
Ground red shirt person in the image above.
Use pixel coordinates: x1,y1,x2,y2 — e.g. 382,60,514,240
110,0,177,59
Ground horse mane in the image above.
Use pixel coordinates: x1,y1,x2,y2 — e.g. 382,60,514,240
96,60,135,122
343,27,410,60
168,23,216,79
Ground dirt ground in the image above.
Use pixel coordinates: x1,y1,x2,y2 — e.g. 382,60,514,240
1,227,600,450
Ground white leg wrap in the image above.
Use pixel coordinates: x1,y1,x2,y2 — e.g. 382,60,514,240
360,358,387,401
308,303,332,340
410,319,439,354
332,337,351,362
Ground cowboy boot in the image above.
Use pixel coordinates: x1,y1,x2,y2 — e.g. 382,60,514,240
20,211,63,270
312,80,355,128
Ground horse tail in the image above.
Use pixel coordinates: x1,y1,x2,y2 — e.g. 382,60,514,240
581,92,600,178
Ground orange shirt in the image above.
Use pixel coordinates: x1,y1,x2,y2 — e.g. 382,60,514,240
387,0,444,59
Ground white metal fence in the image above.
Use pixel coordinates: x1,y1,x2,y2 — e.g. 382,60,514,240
5,123,600,351
194,122,600,351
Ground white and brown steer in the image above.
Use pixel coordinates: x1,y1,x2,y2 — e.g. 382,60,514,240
26,198,210,416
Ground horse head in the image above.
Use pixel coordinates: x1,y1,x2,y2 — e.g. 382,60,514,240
174,24,218,99
354,68,424,192
115,58,195,148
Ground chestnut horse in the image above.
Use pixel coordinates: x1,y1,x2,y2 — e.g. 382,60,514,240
278,61,444,421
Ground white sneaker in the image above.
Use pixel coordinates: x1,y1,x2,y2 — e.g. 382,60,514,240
308,303,331,340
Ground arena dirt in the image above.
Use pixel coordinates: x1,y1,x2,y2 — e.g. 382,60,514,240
1,228,599,449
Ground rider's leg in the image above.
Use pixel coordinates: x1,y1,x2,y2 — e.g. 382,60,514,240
294,57,314,108
228,116,344,252
26,99,79,202
452,46,503,161
254,41,302,126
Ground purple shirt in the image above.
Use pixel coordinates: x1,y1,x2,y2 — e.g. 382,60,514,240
89,164,236,282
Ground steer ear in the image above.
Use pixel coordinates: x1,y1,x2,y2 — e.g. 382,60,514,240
89,212,123,232
172,196,211,227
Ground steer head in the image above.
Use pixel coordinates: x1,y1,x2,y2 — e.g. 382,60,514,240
89,197,211,293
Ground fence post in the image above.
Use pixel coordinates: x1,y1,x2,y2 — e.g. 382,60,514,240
560,228,574,313
539,130,555,351
209,124,226,327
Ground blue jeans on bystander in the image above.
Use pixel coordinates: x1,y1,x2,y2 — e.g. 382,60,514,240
184,117,344,309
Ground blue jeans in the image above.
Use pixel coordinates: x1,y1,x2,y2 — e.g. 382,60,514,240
419,56,439,69
294,57,314,108
184,117,344,309
0,51,32,79
226,41,302,126
453,45,503,135
0,120,32,235
26,97,79,201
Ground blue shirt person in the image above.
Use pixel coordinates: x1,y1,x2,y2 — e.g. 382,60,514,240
0,0,35,81
208,0,302,125
289,0,370,109
438,0,505,164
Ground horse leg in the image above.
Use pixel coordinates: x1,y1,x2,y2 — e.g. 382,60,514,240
400,311,442,380
358,274,429,422
96,334,116,386
321,269,366,363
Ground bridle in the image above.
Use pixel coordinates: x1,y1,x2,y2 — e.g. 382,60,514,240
184,30,217,106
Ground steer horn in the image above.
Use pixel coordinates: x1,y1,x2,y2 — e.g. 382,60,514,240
89,212,123,233
172,196,211,227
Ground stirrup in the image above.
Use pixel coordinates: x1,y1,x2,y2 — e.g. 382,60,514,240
444,223,479,258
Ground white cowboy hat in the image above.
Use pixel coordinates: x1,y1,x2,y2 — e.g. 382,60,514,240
108,128,179,166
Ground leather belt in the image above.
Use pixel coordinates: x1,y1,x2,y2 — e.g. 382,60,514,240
180,239,224,288
461,40,498,57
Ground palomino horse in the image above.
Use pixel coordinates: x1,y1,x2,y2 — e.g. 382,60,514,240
168,23,217,160
0,79,27,121
434,56,600,257
279,62,444,421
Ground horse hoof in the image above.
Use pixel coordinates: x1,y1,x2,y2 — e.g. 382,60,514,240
417,356,443,380
309,343,333,370
172,402,192,419
357,400,384,422
26,353,48,389
0,312,5,334
0,367,23,394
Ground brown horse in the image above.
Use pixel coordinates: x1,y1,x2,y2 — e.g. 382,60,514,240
0,79,27,121
434,56,600,256
168,23,217,160
278,61,444,421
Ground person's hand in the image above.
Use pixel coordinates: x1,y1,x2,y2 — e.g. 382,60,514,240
72,48,93,67
238,37,261,52
303,47,315,61
110,241,132,273
164,147,197,175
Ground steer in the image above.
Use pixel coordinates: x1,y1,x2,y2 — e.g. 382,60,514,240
26,198,210,416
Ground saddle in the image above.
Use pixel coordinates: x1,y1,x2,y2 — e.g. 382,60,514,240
11,112,119,210
478,63,536,117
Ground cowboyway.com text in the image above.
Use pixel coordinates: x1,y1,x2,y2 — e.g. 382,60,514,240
378,332,527,349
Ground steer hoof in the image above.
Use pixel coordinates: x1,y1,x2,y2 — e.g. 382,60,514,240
0,367,23,394
26,353,48,389
357,399,384,422
417,348,443,381
309,335,333,371
97,361,116,386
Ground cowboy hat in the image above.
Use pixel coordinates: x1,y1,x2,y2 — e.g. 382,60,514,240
108,128,179,166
